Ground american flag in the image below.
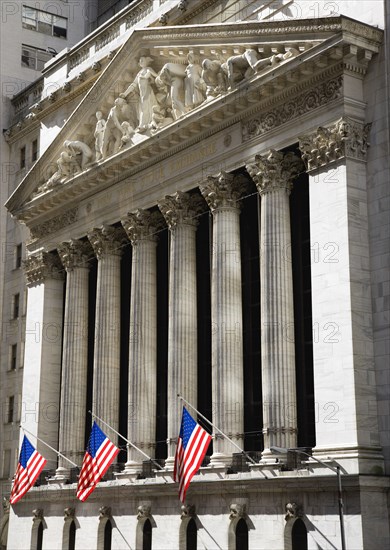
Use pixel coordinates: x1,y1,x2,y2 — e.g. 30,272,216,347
76,421,119,502
10,436,47,504
174,406,211,502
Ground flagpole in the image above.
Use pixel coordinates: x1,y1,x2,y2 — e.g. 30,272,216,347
88,411,164,470
177,394,257,465
20,426,78,468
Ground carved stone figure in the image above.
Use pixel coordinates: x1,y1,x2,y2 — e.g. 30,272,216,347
225,48,297,89
150,104,173,132
102,97,128,158
94,111,106,161
120,121,135,148
120,56,159,131
156,63,187,120
184,53,205,108
201,59,227,99
63,140,93,171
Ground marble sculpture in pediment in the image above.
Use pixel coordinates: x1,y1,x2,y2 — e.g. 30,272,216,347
37,44,302,195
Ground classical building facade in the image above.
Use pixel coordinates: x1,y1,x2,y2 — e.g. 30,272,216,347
2,1,389,549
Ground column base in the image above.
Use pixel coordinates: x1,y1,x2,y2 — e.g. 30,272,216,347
119,460,143,479
209,452,231,468
313,445,385,475
164,456,175,471
48,467,70,483
260,448,287,465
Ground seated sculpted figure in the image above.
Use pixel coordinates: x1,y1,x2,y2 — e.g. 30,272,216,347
201,59,228,100
63,139,93,171
120,56,158,131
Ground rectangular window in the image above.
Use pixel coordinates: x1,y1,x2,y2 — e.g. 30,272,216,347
7,396,14,423
20,146,26,169
32,139,38,162
15,243,22,269
21,44,53,71
22,5,67,38
12,293,20,319
10,344,17,371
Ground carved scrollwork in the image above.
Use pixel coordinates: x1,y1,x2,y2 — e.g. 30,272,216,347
181,504,196,519
246,150,303,195
200,171,249,211
121,209,164,244
99,506,111,519
137,504,151,520
58,239,93,271
299,117,371,171
158,191,205,229
24,252,64,287
242,77,343,143
32,509,44,522
87,224,127,259
229,503,247,520
30,208,78,240
285,502,303,521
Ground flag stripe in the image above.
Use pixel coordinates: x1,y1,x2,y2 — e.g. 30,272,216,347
174,407,211,503
76,422,119,502
10,439,47,505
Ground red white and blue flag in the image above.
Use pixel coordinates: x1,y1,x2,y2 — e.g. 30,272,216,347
174,406,211,502
10,436,47,504
76,421,119,502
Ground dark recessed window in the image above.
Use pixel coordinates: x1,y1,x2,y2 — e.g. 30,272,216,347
32,139,38,162
15,244,22,269
22,5,67,38
7,396,15,423
10,344,17,371
20,146,26,169
12,293,20,319
21,44,53,71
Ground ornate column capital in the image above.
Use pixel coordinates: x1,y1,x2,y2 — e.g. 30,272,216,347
299,116,371,171
87,224,127,259
181,504,196,519
121,209,164,244
199,171,248,211
99,506,111,520
285,502,303,521
246,149,303,195
137,504,151,520
23,251,64,287
64,507,75,522
158,191,205,229
58,239,93,271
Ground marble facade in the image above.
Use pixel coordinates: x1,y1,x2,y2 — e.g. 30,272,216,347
2,1,389,549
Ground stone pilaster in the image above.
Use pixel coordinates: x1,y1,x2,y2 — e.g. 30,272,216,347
200,172,247,466
121,210,164,473
22,252,64,469
88,224,127,444
299,119,383,474
55,240,93,477
247,150,303,458
158,191,204,466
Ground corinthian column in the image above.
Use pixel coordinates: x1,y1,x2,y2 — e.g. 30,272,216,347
55,239,92,478
247,150,303,458
158,191,204,466
200,172,247,466
88,224,126,443
121,210,164,474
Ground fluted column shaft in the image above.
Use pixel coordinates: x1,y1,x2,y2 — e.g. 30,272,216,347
122,210,163,472
88,225,126,445
56,240,92,474
247,150,303,456
200,173,247,466
158,192,202,464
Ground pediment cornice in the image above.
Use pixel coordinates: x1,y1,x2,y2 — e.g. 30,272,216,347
6,16,382,226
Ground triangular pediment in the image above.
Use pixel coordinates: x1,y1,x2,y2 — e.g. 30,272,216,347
6,16,382,225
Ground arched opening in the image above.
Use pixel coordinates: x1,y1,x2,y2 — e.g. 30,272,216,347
68,521,76,550
186,518,197,550
143,519,152,550
104,520,112,550
292,518,307,550
36,523,43,550
236,518,248,550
